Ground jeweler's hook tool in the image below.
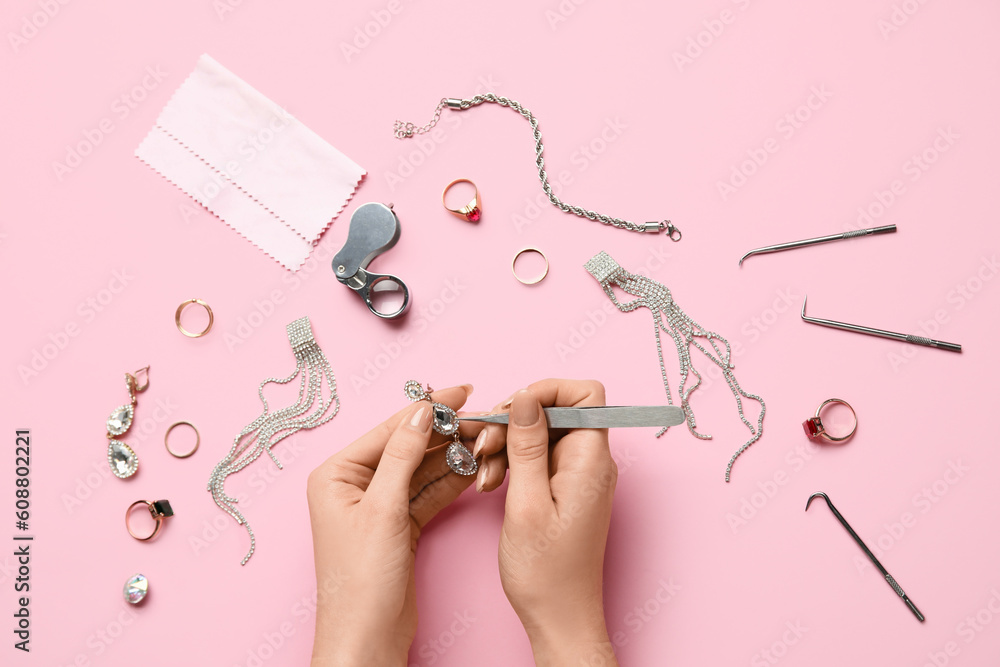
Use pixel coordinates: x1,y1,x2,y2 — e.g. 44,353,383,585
462,405,685,429
739,224,896,266
806,492,925,622
801,296,962,352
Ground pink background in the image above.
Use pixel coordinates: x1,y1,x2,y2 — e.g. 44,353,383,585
3,0,1000,665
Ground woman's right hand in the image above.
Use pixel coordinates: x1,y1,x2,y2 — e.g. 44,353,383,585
478,379,619,666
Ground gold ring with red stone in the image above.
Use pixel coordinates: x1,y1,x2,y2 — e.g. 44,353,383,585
442,178,481,222
802,398,857,442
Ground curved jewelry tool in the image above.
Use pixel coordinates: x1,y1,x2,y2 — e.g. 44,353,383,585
806,492,924,622
739,224,896,266
801,296,961,352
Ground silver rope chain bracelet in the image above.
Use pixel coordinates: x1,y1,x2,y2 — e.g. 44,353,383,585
394,94,681,241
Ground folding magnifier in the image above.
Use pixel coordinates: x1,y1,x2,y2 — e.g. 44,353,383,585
332,202,410,319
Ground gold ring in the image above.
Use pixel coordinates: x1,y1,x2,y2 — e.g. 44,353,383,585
802,398,858,442
442,178,482,222
175,298,214,337
512,247,549,285
164,421,200,458
125,499,174,541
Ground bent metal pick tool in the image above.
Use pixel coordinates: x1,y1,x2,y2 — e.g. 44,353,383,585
806,492,925,622
801,296,962,352
462,405,685,429
739,224,896,266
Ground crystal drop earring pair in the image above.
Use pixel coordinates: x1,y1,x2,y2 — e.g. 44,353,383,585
106,367,149,479
403,381,477,476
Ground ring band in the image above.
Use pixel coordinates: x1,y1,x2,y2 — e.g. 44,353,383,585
175,299,214,338
442,178,482,222
164,421,200,458
803,398,857,442
512,247,549,285
125,499,174,541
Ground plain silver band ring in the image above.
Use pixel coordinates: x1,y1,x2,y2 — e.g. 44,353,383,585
512,247,549,285
815,398,857,442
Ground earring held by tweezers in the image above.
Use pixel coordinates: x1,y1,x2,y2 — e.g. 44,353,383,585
106,366,149,479
404,381,477,476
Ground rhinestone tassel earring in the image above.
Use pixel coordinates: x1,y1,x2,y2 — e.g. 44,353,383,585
584,251,766,482
207,317,340,565
403,381,477,476
106,366,149,479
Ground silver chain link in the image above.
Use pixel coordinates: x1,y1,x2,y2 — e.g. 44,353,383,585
394,94,681,240
393,98,447,140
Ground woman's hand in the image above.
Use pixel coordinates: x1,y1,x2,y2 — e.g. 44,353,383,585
477,379,619,666
306,384,478,667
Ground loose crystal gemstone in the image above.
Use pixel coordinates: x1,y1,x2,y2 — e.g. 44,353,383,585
108,440,138,478
124,573,148,604
107,405,134,436
466,207,481,222
445,442,477,476
803,417,823,438
432,403,459,436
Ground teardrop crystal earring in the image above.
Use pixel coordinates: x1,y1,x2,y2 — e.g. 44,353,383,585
106,366,149,479
403,380,477,476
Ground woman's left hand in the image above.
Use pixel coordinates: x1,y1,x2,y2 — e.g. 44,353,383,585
307,384,479,666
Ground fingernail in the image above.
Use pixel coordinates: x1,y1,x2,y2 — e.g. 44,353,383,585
472,429,488,458
462,383,474,396
409,406,429,430
497,393,514,411
476,457,489,492
511,390,539,426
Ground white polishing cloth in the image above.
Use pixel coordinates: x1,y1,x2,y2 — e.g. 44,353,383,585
136,54,365,270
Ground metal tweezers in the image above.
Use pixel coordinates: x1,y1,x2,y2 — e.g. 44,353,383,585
462,405,685,429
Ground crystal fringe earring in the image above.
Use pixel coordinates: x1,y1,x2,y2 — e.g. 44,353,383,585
584,251,765,482
106,366,149,479
207,317,339,565
403,381,477,476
